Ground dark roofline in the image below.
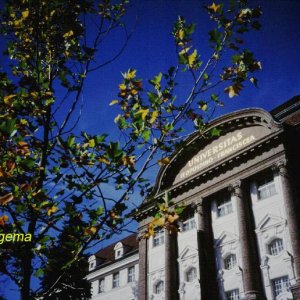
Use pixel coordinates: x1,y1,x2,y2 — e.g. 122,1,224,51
270,95,300,120
90,248,138,273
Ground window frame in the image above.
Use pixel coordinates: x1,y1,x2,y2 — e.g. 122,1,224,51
112,272,120,288
224,253,237,270
268,238,284,256
98,278,105,294
127,266,135,283
257,174,277,200
272,276,290,298
186,267,197,282
154,280,164,294
182,217,196,232
153,229,165,247
225,289,240,300
216,195,233,218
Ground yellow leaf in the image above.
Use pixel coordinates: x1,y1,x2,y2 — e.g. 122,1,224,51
109,100,118,106
123,69,136,80
224,84,243,98
158,157,170,166
84,226,97,236
178,29,184,40
208,2,221,13
136,109,149,121
118,83,126,91
150,111,159,124
179,46,191,55
148,227,155,236
63,30,74,38
200,103,208,111
131,89,138,95
152,217,165,227
89,139,95,148
0,193,14,205
114,114,121,123
3,94,16,105
22,10,29,19
47,205,58,216
188,49,197,67
0,215,9,226
121,156,135,166
31,204,40,211
98,156,110,165
167,213,179,223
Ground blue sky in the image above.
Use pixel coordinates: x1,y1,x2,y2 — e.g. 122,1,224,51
80,0,300,136
2,0,300,298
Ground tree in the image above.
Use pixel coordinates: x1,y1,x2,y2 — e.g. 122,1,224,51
0,0,261,299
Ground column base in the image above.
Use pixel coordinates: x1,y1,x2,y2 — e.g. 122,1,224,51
291,280,300,299
243,291,266,300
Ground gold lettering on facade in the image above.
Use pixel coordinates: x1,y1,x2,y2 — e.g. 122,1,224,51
180,131,255,180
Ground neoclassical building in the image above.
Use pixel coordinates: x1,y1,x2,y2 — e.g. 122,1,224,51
88,96,300,300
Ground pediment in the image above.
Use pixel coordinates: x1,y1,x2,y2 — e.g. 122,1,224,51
150,108,282,196
215,231,238,247
114,242,123,250
255,214,286,232
178,245,198,260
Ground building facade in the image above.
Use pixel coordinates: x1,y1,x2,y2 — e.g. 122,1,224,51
88,96,300,300
87,234,139,300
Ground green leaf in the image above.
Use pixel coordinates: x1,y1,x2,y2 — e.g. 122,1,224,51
96,206,104,215
142,129,151,141
34,268,44,278
67,136,75,148
0,118,17,136
95,134,107,144
209,29,222,46
211,127,221,137
21,158,35,169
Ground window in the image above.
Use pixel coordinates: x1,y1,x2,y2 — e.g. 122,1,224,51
98,278,105,293
268,238,284,256
182,217,196,232
272,276,290,297
112,272,119,288
257,174,276,200
226,289,239,300
186,267,197,282
155,281,164,294
224,254,237,270
128,266,135,283
153,229,164,247
217,196,233,217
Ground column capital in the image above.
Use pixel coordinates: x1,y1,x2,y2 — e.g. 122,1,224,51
192,197,204,214
229,180,242,197
272,159,288,175
137,228,148,240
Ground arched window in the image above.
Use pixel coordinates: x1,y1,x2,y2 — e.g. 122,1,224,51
186,267,197,282
155,281,164,294
268,238,284,256
224,254,237,270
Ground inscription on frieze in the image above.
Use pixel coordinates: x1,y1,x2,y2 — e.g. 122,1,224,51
174,126,269,183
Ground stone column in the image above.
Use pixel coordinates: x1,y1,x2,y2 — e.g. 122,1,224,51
231,181,265,300
138,231,148,300
194,200,218,300
276,161,300,298
165,228,179,300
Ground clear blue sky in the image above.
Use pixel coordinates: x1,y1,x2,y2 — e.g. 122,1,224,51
80,0,300,136
2,0,300,298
